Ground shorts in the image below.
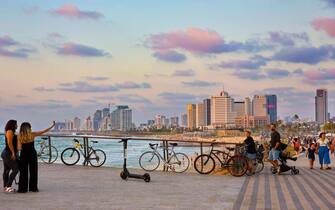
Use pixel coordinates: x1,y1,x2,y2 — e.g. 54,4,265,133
246,153,256,160
268,149,280,161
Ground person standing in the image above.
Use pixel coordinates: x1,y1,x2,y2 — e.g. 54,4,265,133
316,132,331,170
243,130,257,174
2,120,20,193
306,143,316,169
17,121,55,193
268,124,281,174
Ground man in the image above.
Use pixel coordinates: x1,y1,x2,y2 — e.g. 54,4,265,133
244,130,257,174
268,124,281,174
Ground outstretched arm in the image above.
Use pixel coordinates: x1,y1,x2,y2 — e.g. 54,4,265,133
32,121,55,137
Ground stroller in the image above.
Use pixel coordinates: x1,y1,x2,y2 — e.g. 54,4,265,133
270,143,299,175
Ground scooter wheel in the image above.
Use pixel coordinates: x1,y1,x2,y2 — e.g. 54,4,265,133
120,171,128,180
143,173,150,183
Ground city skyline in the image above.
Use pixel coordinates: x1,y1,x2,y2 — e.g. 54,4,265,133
1,0,335,129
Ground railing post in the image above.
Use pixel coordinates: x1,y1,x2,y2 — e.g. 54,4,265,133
162,140,166,172
48,136,52,163
83,137,89,166
200,142,203,172
165,140,169,172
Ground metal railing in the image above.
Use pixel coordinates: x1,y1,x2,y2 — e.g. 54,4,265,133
0,133,242,172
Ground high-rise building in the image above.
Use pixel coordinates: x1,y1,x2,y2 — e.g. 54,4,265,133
73,117,81,131
154,115,166,129
234,101,245,118
203,99,211,126
266,95,277,123
147,120,155,127
196,103,205,128
54,122,66,131
84,116,93,131
252,95,267,117
93,110,102,131
170,117,179,128
244,97,252,115
211,89,236,128
65,120,74,131
111,105,133,131
102,107,110,118
187,104,196,129
180,113,188,128
315,89,328,124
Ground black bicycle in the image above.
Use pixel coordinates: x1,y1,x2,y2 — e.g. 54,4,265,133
194,143,248,177
61,139,106,167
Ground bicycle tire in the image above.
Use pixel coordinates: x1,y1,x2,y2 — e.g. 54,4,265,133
61,148,80,166
89,149,106,167
194,154,215,174
212,150,230,167
255,160,264,173
139,151,160,171
40,146,58,164
169,152,190,173
228,156,248,177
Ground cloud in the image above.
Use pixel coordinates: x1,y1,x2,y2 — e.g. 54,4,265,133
182,80,218,87
303,68,335,82
266,69,290,79
0,35,35,58
57,42,110,57
158,92,198,102
233,68,297,80
268,31,309,46
22,6,39,15
312,17,335,37
50,4,104,20
14,100,72,110
322,0,335,7
115,82,151,89
58,81,151,93
233,70,266,80
215,55,267,70
171,69,195,77
48,32,64,39
85,76,109,81
152,50,186,62
271,45,335,64
34,86,55,92
116,94,152,104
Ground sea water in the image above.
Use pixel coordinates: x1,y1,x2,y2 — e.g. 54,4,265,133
0,135,206,169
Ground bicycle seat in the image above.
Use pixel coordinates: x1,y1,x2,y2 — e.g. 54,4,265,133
73,139,80,143
211,142,219,146
169,143,178,147
149,143,158,147
226,147,235,151
41,137,48,140
91,141,98,144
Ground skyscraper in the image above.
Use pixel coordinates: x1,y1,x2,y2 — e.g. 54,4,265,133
252,95,267,117
203,99,211,126
170,117,179,128
266,95,277,123
102,107,110,118
211,89,236,128
73,117,81,131
111,105,133,131
233,101,245,118
187,104,196,129
93,110,102,131
196,103,205,128
315,89,328,124
244,97,252,115
180,113,188,128
154,115,166,129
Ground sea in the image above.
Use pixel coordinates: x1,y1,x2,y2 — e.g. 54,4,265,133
0,135,207,169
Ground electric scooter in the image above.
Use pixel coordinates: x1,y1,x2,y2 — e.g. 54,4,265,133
119,139,151,182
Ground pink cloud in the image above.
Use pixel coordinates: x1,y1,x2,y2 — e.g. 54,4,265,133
50,4,104,20
311,17,335,37
146,28,225,54
303,68,335,81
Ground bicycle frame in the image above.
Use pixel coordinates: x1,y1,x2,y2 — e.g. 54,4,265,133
149,145,180,166
72,140,97,165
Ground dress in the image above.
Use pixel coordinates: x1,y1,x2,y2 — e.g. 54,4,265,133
18,141,38,192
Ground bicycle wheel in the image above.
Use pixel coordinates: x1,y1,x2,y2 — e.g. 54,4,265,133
228,156,248,177
40,146,58,164
61,148,80,166
255,160,264,174
169,153,190,173
212,150,230,168
194,154,215,174
139,151,160,171
89,149,106,167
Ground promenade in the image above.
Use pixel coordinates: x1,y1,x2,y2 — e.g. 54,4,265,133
1,156,335,210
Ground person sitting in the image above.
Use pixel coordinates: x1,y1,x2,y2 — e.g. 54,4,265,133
243,130,257,175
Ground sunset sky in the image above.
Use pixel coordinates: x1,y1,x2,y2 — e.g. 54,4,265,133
1,0,335,128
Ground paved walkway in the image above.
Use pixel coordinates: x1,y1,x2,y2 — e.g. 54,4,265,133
233,156,335,210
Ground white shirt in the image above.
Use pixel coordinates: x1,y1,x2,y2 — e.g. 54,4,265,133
317,138,329,147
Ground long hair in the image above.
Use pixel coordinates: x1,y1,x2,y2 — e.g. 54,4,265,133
19,122,33,143
5,120,17,132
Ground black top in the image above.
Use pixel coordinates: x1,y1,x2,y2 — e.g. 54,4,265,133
307,148,315,159
5,134,18,155
270,131,281,150
244,136,256,154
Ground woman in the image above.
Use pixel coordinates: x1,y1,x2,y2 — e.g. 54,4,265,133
2,120,20,193
17,121,55,193
316,132,331,170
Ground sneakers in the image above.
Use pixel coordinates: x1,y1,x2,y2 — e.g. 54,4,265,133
4,187,16,193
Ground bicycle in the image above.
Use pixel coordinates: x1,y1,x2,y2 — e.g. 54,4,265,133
37,137,58,164
194,143,248,177
139,143,190,173
61,139,106,167
242,143,265,176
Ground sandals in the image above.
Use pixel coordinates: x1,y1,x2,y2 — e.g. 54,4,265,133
325,167,332,170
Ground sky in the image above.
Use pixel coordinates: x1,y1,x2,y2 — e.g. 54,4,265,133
1,0,335,129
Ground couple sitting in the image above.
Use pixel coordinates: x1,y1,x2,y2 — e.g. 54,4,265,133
2,120,55,193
